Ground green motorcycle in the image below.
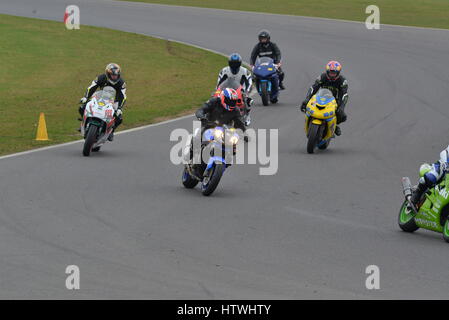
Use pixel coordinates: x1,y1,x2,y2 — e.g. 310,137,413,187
399,165,449,242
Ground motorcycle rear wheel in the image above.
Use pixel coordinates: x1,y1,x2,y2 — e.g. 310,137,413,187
442,217,449,243
182,167,199,189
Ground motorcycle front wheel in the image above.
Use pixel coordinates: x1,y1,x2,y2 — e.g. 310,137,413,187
398,200,419,233
201,163,225,196
260,82,269,106
307,123,321,154
83,125,98,157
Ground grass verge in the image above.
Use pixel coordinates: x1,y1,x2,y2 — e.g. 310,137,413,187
123,0,449,30
0,14,225,155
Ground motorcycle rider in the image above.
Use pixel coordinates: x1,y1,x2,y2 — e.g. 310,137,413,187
196,88,246,133
300,61,348,136
185,88,247,172
79,63,126,141
250,30,285,90
217,53,254,126
409,146,449,208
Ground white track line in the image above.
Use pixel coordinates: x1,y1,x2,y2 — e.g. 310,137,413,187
0,19,256,161
0,114,194,161
2,1,445,160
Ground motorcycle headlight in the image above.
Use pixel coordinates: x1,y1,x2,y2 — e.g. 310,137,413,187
229,135,239,145
214,129,224,140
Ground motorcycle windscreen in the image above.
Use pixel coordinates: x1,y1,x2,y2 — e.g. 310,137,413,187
256,57,274,66
94,88,116,105
254,57,276,78
315,88,335,106
218,78,242,91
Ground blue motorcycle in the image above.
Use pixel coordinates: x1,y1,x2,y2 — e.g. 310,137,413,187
182,122,240,196
253,57,280,106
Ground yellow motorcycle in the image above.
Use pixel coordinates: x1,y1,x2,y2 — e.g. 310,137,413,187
304,88,337,154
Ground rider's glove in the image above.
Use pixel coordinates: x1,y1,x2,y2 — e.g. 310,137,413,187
300,102,307,112
80,97,87,104
337,109,347,122
244,114,251,126
197,114,207,121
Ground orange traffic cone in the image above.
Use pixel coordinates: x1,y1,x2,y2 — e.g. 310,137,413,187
35,112,49,141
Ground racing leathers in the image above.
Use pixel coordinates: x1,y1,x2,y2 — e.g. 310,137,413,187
301,73,348,134
79,74,127,131
216,66,254,127
410,147,449,207
250,41,285,89
217,66,253,94
195,97,246,133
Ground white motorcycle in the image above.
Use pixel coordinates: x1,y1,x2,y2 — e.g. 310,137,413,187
81,86,117,156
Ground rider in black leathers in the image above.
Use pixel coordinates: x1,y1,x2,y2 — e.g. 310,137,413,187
250,30,285,90
79,63,126,141
300,61,349,136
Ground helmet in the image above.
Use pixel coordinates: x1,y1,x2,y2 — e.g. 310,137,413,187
326,60,342,81
258,29,271,44
220,88,239,111
440,146,449,163
419,163,432,178
228,53,242,75
105,63,121,84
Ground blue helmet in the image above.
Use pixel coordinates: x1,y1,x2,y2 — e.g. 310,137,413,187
228,53,242,74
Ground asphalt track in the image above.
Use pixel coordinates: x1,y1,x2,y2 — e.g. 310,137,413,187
1,0,449,299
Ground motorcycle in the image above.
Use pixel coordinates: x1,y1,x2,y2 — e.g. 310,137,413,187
304,88,337,154
399,172,449,243
80,86,117,156
182,121,240,196
253,57,279,106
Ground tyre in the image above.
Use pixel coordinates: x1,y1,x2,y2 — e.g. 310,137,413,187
318,140,329,150
442,217,449,243
182,167,199,189
83,125,98,157
260,82,269,106
306,123,321,154
398,200,419,233
201,163,225,196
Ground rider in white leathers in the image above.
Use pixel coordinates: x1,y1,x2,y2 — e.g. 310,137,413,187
410,145,449,207
217,53,253,126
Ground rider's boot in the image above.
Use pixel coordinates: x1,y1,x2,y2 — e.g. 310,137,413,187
410,183,427,208
335,126,342,136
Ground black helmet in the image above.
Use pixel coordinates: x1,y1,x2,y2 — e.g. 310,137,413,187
258,30,271,43
228,53,242,74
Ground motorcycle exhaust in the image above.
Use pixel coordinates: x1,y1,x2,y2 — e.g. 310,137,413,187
402,177,412,198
